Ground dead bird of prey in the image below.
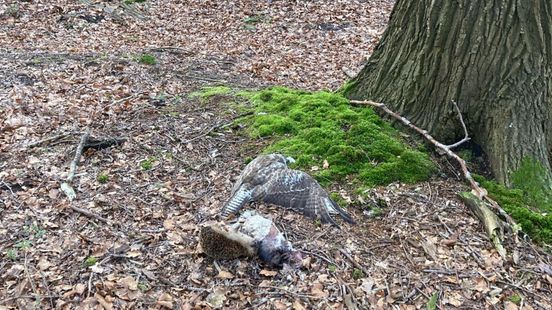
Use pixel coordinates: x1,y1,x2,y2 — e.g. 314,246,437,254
220,154,356,227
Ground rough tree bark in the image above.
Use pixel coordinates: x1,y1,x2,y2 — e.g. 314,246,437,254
345,0,552,188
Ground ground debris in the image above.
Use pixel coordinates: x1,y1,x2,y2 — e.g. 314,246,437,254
1,1,551,309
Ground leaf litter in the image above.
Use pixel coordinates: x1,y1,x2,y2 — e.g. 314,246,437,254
1,0,552,309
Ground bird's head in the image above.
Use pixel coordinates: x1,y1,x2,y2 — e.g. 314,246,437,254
258,243,302,268
284,156,296,165
266,153,295,165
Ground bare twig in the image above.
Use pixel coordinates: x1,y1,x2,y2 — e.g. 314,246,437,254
400,239,416,267
87,272,94,298
23,252,39,301
262,285,318,300
66,128,91,183
341,67,356,79
349,99,516,226
60,128,90,201
351,100,482,195
26,133,73,148
0,295,59,305
350,99,518,257
445,101,470,149
179,74,227,83
300,249,335,265
339,248,370,277
0,180,16,197
148,46,193,55
69,205,109,223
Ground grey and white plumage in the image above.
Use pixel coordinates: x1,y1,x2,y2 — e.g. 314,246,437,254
221,154,356,226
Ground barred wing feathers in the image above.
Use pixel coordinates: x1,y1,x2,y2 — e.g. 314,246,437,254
261,169,356,226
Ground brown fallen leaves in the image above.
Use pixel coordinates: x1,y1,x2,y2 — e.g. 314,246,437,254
1,1,552,309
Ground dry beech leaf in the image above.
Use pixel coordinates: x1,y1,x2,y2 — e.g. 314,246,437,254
157,293,174,309
206,289,226,308
118,276,138,291
473,277,489,293
292,299,305,310
126,250,141,258
216,271,234,279
37,257,53,271
95,293,113,310
311,283,328,298
260,269,278,277
90,264,104,274
446,291,463,307
504,301,518,310
163,218,175,229
74,283,86,295
274,300,288,310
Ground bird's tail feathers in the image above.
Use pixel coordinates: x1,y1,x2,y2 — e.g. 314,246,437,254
326,198,357,225
318,197,339,227
221,187,251,218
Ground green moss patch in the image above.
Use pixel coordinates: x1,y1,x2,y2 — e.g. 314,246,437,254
138,54,157,65
511,158,552,210
188,86,233,100
237,87,435,186
475,174,552,244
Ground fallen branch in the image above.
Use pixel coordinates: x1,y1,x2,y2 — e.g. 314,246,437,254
339,248,370,277
458,192,506,257
182,112,253,145
69,205,109,223
52,129,113,222
351,99,483,195
147,46,193,55
66,129,91,184
60,129,90,201
27,133,73,148
350,99,517,256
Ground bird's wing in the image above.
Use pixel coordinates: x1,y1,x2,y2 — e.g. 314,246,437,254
230,159,258,195
261,169,355,226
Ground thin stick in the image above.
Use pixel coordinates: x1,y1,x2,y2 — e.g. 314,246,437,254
27,133,72,148
445,101,470,149
23,252,39,301
0,295,59,305
69,205,109,223
339,248,370,277
87,272,94,298
0,180,16,197
67,128,91,183
262,285,318,300
351,100,480,193
148,46,193,55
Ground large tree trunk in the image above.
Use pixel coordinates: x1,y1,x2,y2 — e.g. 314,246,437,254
345,0,552,188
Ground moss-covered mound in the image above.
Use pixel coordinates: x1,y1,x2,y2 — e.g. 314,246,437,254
238,87,435,186
475,158,552,244
475,176,552,244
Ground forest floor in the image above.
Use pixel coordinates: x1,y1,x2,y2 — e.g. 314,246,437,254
1,1,551,309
